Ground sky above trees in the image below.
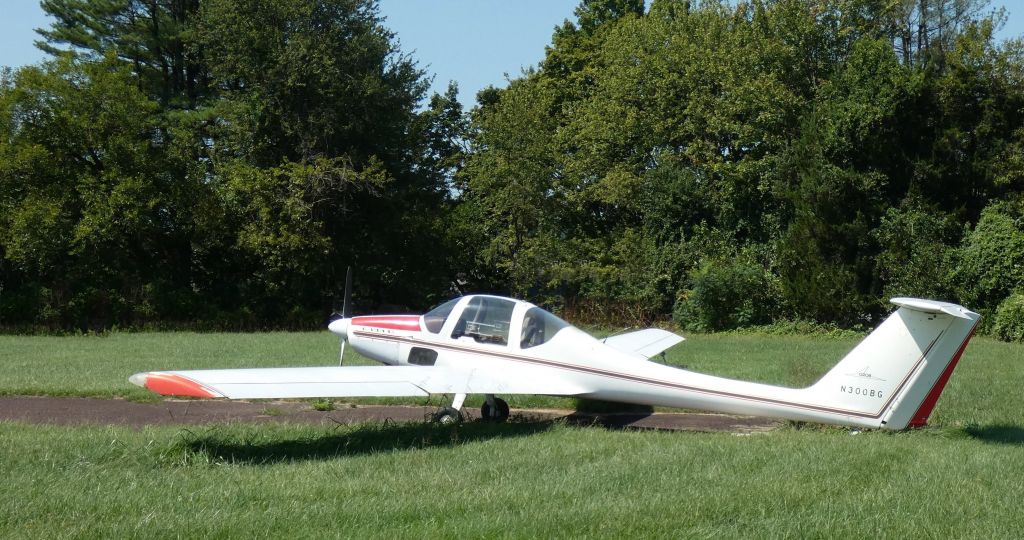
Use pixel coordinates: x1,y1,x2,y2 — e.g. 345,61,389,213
2,1,1022,106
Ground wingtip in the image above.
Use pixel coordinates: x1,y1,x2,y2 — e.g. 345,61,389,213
129,372,222,398
128,372,147,388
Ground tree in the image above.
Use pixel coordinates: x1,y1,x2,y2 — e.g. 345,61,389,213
193,0,450,312
4,0,458,328
0,55,201,327
953,201,1024,311
37,0,208,106
462,78,562,296
194,0,426,165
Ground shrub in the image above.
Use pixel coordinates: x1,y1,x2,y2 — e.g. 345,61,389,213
673,255,783,331
953,201,1024,311
993,293,1024,342
311,398,335,412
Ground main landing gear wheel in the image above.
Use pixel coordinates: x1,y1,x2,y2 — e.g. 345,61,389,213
480,397,510,422
433,406,463,425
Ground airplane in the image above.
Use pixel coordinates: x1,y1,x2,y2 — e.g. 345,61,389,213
129,293,980,430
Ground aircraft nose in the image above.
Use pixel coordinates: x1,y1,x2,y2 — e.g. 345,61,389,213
328,317,350,339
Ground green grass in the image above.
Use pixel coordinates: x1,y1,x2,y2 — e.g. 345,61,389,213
1,420,1023,537
0,331,1022,537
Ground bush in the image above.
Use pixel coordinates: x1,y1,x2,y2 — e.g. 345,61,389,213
953,201,1024,311
673,255,783,331
993,293,1024,342
311,398,335,412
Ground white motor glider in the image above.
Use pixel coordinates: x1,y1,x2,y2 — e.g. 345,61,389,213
129,294,979,430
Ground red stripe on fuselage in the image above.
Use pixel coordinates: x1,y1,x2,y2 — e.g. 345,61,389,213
352,315,422,332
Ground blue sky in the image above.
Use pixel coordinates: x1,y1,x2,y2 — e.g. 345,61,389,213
2,1,1022,107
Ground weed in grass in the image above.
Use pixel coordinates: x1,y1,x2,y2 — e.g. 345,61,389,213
783,355,821,387
311,398,335,412
260,407,284,417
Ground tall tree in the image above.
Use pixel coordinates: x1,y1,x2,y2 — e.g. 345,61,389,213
37,0,208,106
0,55,203,328
193,0,446,312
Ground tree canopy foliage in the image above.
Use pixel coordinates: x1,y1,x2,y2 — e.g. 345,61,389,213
462,0,1024,330
1,0,1023,335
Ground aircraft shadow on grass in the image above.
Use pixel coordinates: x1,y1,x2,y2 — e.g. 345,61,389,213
179,418,558,465
177,404,661,465
963,424,1024,445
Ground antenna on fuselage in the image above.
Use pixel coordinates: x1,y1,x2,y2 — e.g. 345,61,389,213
340,266,353,366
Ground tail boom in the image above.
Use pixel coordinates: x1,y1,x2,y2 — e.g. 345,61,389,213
579,298,979,430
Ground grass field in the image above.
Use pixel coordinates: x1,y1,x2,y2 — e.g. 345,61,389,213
1,331,1022,537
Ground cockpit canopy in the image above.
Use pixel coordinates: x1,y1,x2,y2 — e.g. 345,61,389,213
423,295,570,349
423,297,460,333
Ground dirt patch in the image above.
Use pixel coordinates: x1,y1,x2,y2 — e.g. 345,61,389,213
0,396,779,432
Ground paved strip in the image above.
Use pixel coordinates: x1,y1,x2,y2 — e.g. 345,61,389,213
0,396,779,432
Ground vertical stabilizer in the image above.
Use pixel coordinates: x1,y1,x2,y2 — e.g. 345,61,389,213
807,298,979,429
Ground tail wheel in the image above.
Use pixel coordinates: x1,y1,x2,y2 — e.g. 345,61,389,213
480,397,510,422
433,406,463,425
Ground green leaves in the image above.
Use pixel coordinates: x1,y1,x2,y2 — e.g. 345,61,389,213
2,1,455,329
195,0,425,164
38,0,208,107
461,0,1024,327
5,0,1024,331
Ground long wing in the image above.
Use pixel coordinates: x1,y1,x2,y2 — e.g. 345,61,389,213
129,365,589,399
602,328,685,359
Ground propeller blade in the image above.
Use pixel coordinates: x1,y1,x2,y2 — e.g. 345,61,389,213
342,266,353,318
339,266,353,366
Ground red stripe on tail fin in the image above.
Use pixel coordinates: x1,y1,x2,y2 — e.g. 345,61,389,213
907,326,977,428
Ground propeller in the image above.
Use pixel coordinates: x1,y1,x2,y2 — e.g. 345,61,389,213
339,266,353,366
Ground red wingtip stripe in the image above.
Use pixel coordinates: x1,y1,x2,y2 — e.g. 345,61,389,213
144,373,221,398
351,315,422,332
907,326,977,428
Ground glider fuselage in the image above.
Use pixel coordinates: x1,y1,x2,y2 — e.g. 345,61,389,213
131,294,979,431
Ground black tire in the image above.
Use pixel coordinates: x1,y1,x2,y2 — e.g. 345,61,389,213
433,406,462,425
480,398,510,422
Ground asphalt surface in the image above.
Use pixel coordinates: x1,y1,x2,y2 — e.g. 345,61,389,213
0,396,780,432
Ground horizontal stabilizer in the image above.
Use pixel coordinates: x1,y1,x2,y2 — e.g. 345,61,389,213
890,297,976,319
603,328,685,359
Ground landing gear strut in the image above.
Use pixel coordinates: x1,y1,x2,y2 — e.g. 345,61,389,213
481,394,510,422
